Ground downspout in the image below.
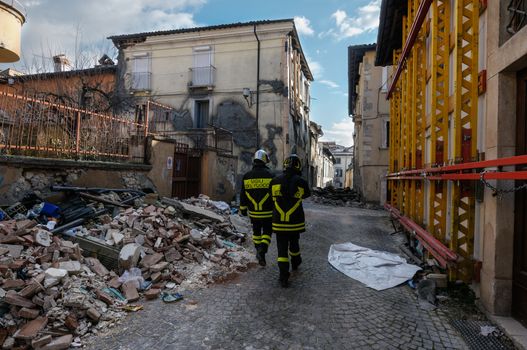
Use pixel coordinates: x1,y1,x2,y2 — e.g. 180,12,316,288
254,24,260,148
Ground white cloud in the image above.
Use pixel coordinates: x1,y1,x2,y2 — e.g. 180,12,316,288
14,0,205,71
319,79,339,89
306,57,323,80
320,118,355,147
294,16,314,36
326,0,381,40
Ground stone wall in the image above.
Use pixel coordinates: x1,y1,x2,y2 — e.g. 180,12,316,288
0,157,154,206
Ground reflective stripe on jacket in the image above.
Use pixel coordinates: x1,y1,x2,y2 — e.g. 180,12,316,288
240,163,274,220
270,172,311,232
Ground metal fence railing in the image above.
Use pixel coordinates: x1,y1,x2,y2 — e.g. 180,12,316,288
0,91,146,162
144,100,233,154
189,65,216,87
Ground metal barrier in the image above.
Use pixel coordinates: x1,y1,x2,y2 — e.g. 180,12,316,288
0,91,146,162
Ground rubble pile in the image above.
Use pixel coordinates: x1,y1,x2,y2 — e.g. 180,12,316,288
0,220,127,349
0,191,254,349
310,187,361,206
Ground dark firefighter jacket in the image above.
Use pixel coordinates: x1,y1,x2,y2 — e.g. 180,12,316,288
240,163,275,220
269,172,311,233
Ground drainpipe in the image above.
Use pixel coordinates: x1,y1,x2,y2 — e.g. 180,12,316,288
254,24,260,148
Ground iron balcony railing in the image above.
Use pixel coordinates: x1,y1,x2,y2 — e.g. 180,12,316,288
152,127,233,155
507,0,527,35
189,65,216,87
131,72,152,91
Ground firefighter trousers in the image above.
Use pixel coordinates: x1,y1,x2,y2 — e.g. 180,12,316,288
251,219,272,254
276,232,302,280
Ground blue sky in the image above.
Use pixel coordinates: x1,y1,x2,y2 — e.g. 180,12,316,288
6,0,381,146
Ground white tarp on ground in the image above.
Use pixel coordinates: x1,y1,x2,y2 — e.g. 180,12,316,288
328,242,421,291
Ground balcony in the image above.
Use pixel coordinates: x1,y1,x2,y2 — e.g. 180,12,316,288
188,65,215,89
131,72,151,91
151,126,233,155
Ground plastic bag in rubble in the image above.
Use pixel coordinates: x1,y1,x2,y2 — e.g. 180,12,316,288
210,201,230,211
118,268,145,290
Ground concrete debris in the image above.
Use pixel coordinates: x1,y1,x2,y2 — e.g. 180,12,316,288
310,187,361,206
0,192,254,349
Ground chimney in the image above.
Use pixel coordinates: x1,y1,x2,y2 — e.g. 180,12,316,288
53,54,71,72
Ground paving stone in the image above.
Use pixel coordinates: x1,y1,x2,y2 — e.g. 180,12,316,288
84,204,470,350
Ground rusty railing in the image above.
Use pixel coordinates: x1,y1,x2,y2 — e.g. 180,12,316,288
0,91,146,162
145,100,233,154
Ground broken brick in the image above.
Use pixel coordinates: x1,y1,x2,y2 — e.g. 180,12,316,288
121,281,139,302
5,290,36,308
95,290,113,305
32,335,52,348
13,316,48,339
86,307,101,322
140,252,163,268
144,288,160,300
2,279,25,290
64,313,79,331
19,308,40,319
40,334,73,350
84,257,109,277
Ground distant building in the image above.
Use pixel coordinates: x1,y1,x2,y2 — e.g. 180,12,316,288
309,121,324,187
321,142,353,188
320,146,335,187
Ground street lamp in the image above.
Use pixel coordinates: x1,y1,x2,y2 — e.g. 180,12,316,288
242,87,254,108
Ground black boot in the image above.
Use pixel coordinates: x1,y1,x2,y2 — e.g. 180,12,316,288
279,272,290,288
257,251,266,266
256,247,266,266
291,256,302,271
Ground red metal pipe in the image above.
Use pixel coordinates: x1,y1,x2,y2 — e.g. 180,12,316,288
388,171,527,181
384,203,457,268
386,154,527,178
387,0,433,99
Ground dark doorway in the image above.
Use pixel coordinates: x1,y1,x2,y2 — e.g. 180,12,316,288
513,68,527,325
172,143,201,199
195,100,209,128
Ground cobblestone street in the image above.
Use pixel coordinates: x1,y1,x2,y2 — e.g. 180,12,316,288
89,203,468,350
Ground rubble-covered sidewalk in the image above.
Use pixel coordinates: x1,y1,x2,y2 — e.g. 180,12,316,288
0,190,255,349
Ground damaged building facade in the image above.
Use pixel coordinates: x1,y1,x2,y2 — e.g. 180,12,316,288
349,44,390,204
109,19,314,197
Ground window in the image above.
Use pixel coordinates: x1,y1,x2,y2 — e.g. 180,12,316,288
335,169,343,177
507,0,527,35
131,54,151,90
194,100,209,128
335,157,341,164
381,119,390,149
192,46,214,86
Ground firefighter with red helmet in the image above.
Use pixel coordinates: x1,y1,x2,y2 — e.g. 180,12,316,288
240,149,275,266
269,154,311,287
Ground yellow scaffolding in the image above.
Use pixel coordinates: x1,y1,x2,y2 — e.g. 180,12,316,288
387,0,481,282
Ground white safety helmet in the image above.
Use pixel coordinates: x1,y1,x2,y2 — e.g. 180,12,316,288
254,149,270,164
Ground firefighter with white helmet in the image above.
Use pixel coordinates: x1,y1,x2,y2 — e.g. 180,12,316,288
240,149,275,266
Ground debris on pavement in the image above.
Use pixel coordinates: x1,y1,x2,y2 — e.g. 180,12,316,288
327,242,421,290
310,187,360,206
0,189,255,349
